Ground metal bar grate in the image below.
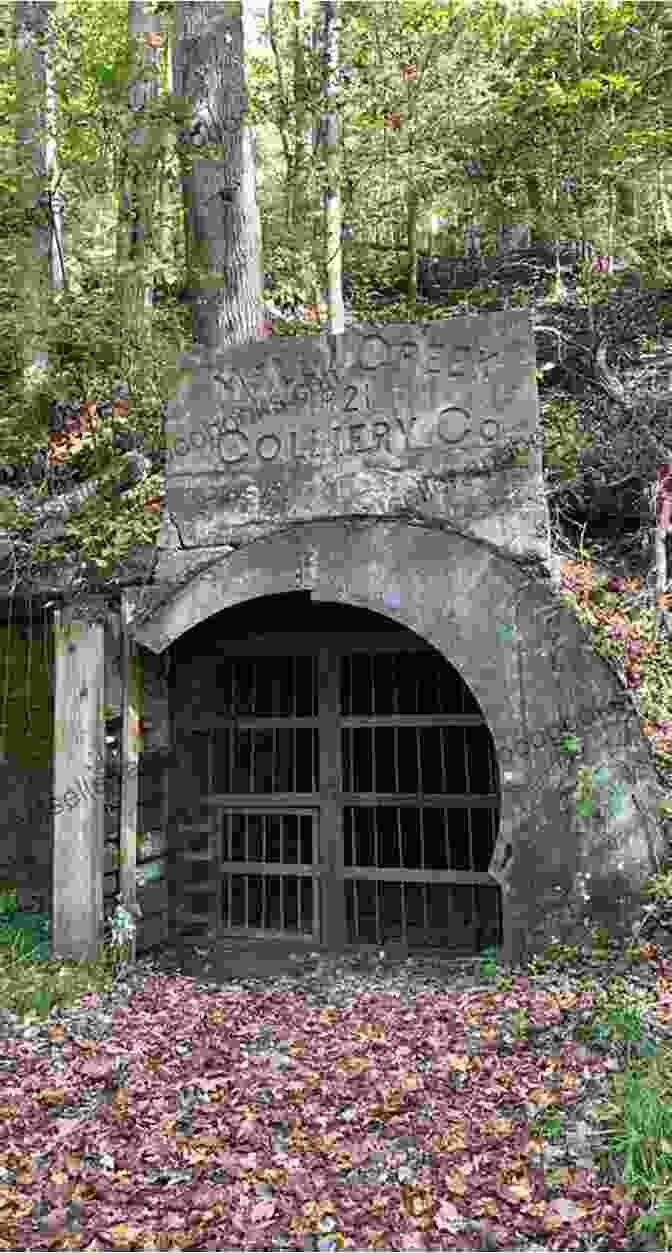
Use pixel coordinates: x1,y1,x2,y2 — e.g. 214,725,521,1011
174,634,501,953
219,810,319,938
341,650,500,950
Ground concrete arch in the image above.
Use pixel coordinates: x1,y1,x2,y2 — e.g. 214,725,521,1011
130,518,668,966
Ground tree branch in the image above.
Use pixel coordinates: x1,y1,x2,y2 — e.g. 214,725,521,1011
9,452,151,542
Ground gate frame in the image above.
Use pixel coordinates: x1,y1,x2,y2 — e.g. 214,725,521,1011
167,625,501,954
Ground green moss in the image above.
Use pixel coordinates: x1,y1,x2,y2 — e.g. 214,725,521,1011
0,625,52,769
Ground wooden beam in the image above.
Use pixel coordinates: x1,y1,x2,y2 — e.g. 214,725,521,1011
119,591,144,961
318,644,347,948
52,599,107,962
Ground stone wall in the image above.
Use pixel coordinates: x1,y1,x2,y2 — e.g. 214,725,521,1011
145,310,555,596
130,518,669,967
0,308,668,966
121,309,667,966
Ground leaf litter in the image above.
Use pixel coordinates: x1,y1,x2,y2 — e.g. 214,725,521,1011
1,943,672,1252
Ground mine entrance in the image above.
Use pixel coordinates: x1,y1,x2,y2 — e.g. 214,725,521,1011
170,595,502,955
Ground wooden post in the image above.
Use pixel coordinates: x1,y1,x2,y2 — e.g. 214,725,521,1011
52,599,106,962
318,645,347,949
655,464,672,641
119,590,143,961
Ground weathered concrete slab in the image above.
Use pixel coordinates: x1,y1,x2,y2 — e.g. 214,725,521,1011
162,312,545,560
129,515,669,967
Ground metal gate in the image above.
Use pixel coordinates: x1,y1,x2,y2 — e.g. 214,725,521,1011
219,809,320,940
170,628,501,953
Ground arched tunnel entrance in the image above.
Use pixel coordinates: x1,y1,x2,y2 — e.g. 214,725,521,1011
168,592,502,957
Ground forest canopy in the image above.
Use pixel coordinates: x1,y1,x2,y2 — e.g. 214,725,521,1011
1,0,672,583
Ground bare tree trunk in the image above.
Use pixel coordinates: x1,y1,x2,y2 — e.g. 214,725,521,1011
464,221,481,259
496,222,530,253
116,2,163,358
290,0,317,234
316,0,344,334
657,153,672,234
12,1,64,914
158,23,173,273
172,0,263,352
266,0,320,298
655,527,672,641
156,18,184,284
405,186,418,304
266,0,296,233
655,466,672,641
14,0,64,396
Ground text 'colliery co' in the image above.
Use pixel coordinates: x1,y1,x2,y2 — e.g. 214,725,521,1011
165,408,509,468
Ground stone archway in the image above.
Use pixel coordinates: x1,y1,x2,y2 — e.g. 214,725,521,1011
130,518,668,967
166,590,503,957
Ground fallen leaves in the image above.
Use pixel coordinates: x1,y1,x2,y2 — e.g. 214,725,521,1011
0,964,663,1250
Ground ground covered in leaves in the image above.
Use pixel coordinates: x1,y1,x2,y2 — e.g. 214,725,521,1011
2,945,672,1252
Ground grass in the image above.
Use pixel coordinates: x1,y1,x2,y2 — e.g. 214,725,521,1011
0,885,134,1024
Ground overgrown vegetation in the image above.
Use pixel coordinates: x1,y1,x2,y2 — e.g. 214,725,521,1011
0,884,135,1024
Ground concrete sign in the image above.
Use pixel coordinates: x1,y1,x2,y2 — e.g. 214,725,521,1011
164,310,538,544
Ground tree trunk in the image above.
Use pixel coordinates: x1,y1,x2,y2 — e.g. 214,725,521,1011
464,221,481,259
291,0,317,221
288,0,318,280
496,222,530,253
116,2,163,360
405,185,418,303
657,156,672,234
156,17,181,285
266,0,298,233
14,0,65,396
316,0,344,333
172,0,263,352
655,466,672,641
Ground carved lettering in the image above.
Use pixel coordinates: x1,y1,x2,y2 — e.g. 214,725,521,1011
344,384,358,413
443,345,471,379
437,408,471,444
218,423,249,464
358,333,390,370
398,340,420,366
256,433,282,461
371,420,392,451
426,342,447,374
480,418,500,442
207,329,476,420
347,423,368,453
170,413,426,469
166,316,534,478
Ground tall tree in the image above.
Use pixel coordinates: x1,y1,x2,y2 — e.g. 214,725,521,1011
115,1,163,363
292,0,317,227
265,0,318,235
14,0,64,398
315,0,344,332
172,0,263,352
154,10,183,289
256,0,324,312
287,0,319,303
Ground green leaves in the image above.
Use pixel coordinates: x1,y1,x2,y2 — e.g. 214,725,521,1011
92,60,116,85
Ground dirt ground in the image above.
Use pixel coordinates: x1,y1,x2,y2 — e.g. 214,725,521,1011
133,935,487,992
